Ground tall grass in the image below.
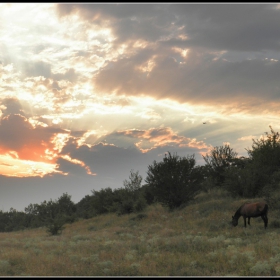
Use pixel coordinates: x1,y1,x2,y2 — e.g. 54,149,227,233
0,189,279,276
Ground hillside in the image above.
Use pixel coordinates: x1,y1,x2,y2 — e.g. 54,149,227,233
0,189,279,276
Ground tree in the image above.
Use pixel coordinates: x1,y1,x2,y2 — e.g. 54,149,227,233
246,125,280,175
46,216,66,236
223,126,280,198
245,126,280,196
223,158,256,197
203,144,238,186
117,170,147,215
145,152,202,210
56,193,76,223
140,184,156,205
76,195,96,219
123,169,142,199
24,194,77,235
91,187,116,215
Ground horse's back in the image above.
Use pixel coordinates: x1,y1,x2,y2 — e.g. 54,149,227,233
241,202,267,217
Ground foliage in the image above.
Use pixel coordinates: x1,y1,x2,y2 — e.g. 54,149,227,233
223,158,256,197
22,193,76,235
75,194,97,219
224,126,280,198
247,126,280,167
140,184,156,205
116,170,147,215
46,215,66,235
145,152,203,210
259,171,280,211
245,126,280,195
91,187,117,215
123,169,142,197
203,145,238,186
75,170,148,218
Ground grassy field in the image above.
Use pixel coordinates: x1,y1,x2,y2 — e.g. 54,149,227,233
0,189,280,276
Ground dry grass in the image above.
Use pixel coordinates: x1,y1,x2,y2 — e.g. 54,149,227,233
0,190,279,276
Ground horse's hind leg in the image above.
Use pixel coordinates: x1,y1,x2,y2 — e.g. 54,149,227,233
248,217,251,226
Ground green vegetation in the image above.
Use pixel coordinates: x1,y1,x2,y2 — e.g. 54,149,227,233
146,152,203,210
0,126,279,275
0,190,280,276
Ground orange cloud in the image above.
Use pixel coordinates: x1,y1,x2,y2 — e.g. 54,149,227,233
59,154,96,176
117,127,210,153
0,114,67,163
0,153,64,178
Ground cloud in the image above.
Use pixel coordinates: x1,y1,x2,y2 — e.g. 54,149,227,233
1,98,25,117
57,132,209,185
55,4,280,114
57,4,280,52
53,68,78,83
238,135,256,141
56,156,95,176
0,113,67,162
171,4,280,52
22,60,52,79
93,49,280,114
59,138,148,181
56,3,172,44
113,127,209,153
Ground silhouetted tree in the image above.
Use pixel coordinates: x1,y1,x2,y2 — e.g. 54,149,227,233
245,126,280,196
117,170,147,215
145,152,202,210
203,144,238,186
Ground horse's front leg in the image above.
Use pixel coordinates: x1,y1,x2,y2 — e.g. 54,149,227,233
248,217,251,226
243,216,247,228
262,215,268,229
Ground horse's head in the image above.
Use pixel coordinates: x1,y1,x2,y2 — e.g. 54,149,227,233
232,215,238,227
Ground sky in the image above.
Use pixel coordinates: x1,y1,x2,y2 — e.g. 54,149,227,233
0,3,280,211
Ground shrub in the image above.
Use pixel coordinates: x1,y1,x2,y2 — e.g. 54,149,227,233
133,196,147,213
117,198,134,216
46,216,66,235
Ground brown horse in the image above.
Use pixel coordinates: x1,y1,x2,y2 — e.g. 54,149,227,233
232,202,268,229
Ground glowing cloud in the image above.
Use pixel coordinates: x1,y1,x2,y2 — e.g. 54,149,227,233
116,127,210,153
0,153,64,177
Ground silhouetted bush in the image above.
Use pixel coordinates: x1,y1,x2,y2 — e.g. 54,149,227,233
145,152,203,210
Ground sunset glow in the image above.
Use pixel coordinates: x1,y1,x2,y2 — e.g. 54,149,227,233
0,3,280,211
